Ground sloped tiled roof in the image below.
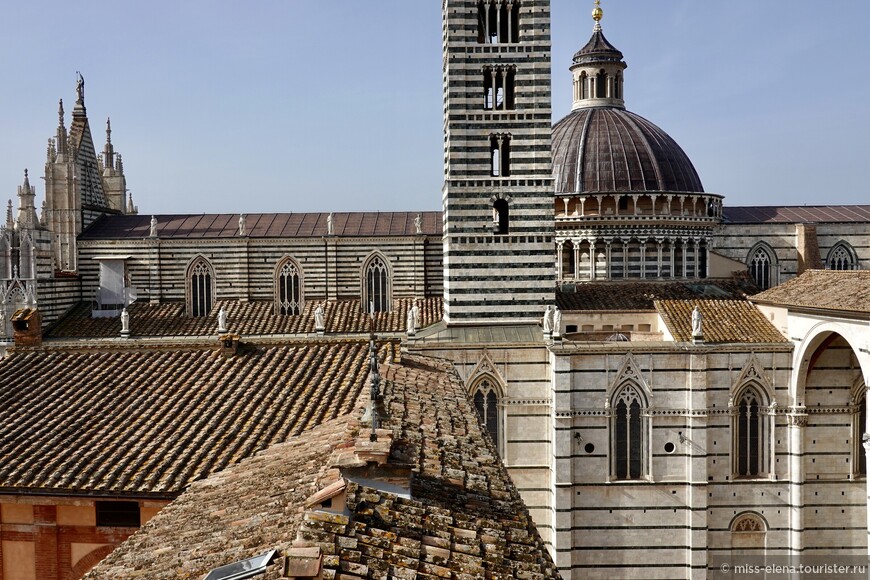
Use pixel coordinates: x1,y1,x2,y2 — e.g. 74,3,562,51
79,211,442,240
86,354,559,579
655,299,788,344
724,206,870,224
557,279,757,312
47,297,443,338
0,340,398,495
751,270,870,314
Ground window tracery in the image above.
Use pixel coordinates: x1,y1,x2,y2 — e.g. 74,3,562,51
276,258,303,316
187,257,214,317
363,254,391,313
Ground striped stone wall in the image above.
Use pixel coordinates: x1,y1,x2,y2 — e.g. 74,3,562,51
76,234,442,311
442,0,555,325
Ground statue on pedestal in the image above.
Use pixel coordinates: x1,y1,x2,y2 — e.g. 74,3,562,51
691,306,703,339
314,303,325,332
218,307,228,333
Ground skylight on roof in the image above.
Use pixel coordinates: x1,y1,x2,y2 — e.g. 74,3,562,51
203,549,277,580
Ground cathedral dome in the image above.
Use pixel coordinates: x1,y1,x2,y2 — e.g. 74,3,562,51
552,107,704,194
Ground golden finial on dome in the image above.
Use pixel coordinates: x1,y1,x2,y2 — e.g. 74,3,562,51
592,0,603,23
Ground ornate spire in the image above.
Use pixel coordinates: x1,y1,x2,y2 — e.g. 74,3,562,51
103,117,115,171
5,200,12,230
592,0,603,31
55,99,68,157
17,169,39,229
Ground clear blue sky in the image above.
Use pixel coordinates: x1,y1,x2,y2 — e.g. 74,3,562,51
1,1,867,215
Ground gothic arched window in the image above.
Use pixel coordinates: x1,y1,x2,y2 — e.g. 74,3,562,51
187,257,214,317
612,384,646,480
747,246,776,290
275,258,303,316
827,242,858,271
472,378,500,452
363,254,391,313
733,385,769,478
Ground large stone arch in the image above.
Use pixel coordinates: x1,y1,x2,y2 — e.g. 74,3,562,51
792,321,870,407
791,319,870,555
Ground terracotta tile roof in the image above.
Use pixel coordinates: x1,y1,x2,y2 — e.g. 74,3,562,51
557,279,758,311
655,299,788,344
79,212,443,240
47,297,443,338
724,205,870,224
0,340,398,496
85,354,560,579
751,269,870,314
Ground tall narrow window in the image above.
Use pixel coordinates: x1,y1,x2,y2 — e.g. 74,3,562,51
748,247,774,290
494,199,509,234
613,385,645,480
596,70,608,98
484,68,516,111
854,391,867,478
735,386,766,477
580,72,588,100
364,254,390,313
827,242,857,271
188,257,214,317
473,378,500,451
276,258,303,315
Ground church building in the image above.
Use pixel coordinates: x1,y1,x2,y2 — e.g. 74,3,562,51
1,1,869,579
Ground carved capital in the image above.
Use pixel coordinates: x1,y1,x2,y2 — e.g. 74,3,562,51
788,414,808,428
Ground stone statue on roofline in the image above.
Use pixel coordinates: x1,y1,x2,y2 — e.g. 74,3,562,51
553,306,562,338
414,214,423,235
218,307,228,333
314,303,325,333
327,212,334,236
238,214,246,237
542,305,553,336
407,300,420,337
149,215,158,238
120,308,130,338
691,305,703,342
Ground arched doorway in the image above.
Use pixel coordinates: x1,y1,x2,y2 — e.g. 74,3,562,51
794,327,870,555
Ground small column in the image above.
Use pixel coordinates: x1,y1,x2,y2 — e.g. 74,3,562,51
605,240,612,279
651,195,658,216
556,241,564,280
573,241,581,281
589,239,597,280
640,241,647,279
631,195,639,216
692,238,700,279
656,238,664,278
681,238,688,278
668,238,676,279
506,1,513,43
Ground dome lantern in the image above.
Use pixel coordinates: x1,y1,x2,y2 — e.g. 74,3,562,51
570,0,627,110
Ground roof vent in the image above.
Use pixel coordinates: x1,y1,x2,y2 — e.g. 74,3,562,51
219,333,241,357
203,549,278,580
11,308,42,347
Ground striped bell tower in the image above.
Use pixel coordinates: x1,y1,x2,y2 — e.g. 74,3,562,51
442,0,555,325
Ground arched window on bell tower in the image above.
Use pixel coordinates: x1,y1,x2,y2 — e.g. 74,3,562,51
494,198,509,234
477,1,521,44
490,134,511,177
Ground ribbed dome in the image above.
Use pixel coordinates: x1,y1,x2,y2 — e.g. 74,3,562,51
552,107,704,194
